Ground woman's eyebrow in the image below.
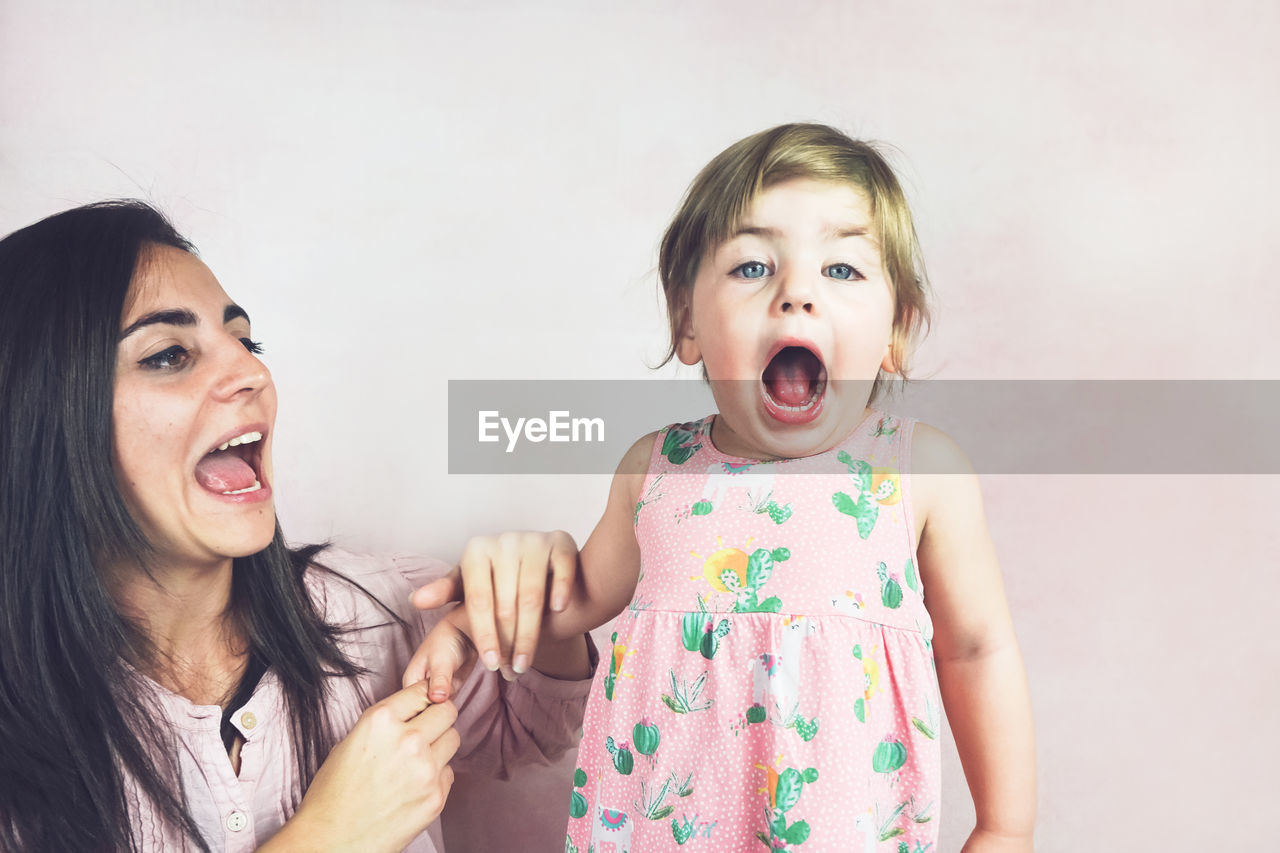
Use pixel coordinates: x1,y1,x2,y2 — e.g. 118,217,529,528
224,304,250,325
119,308,197,340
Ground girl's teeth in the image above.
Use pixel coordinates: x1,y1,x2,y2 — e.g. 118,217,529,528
216,431,263,452
222,480,262,496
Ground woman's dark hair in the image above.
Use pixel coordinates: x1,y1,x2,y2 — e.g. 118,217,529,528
0,201,369,850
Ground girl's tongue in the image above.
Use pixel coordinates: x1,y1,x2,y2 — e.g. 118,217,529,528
763,346,823,406
194,449,257,493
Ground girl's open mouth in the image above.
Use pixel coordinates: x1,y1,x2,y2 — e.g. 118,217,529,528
761,345,827,425
194,429,270,500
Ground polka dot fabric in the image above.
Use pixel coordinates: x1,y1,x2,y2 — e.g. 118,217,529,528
566,413,941,853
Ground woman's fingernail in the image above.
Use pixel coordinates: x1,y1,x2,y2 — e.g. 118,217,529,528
551,595,566,612
483,650,499,671
513,654,529,674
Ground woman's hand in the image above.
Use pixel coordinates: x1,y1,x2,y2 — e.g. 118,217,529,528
408,530,578,686
264,683,460,853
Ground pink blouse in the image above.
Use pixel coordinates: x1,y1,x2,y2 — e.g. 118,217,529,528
124,550,592,852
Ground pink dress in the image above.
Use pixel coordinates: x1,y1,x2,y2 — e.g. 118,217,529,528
567,413,941,852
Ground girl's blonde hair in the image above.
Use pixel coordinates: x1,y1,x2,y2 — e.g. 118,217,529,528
658,123,931,395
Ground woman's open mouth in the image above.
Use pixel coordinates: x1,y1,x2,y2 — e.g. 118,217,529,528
761,344,827,425
194,428,270,501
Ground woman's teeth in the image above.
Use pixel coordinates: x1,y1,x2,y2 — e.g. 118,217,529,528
223,481,263,495
216,431,262,452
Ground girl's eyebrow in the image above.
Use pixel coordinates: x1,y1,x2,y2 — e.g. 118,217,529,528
730,224,870,240
119,304,250,341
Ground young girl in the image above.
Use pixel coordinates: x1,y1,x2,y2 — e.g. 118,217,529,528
423,123,1035,851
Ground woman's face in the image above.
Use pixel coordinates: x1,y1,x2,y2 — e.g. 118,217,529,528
112,245,277,569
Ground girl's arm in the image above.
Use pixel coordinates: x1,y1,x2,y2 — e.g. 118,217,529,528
913,423,1037,852
405,432,654,694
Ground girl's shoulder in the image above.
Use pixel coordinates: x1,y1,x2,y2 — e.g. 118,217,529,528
902,420,981,540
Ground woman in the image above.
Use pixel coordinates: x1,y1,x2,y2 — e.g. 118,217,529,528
0,200,592,851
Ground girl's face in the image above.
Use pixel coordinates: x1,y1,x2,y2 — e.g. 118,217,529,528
112,246,278,570
677,178,896,460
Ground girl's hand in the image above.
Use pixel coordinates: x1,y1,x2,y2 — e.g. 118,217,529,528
265,683,460,853
408,530,578,684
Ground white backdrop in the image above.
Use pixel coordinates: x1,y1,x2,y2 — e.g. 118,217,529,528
3,2,1277,850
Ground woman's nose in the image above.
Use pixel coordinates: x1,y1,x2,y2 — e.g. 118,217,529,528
212,338,272,401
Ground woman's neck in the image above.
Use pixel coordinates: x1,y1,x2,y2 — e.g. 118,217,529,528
108,556,248,706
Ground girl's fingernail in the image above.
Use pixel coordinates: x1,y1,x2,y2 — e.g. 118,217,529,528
483,651,499,671
513,654,530,674
551,595,566,612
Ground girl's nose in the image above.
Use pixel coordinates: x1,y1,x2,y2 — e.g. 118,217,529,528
212,338,272,401
774,268,818,315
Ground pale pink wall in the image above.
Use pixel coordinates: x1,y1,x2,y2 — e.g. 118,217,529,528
3,2,1277,850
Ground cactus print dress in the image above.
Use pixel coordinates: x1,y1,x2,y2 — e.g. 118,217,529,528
565,412,941,853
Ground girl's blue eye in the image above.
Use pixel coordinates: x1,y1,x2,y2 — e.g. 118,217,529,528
139,345,189,370
734,261,769,279
241,338,264,355
825,263,864,281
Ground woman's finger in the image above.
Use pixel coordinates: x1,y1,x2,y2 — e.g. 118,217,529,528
373,681,433,723
547,530,578,613
510,542,550,675
459,540,501,672
406,698,458,742
427,721,462,768
492,532,521,670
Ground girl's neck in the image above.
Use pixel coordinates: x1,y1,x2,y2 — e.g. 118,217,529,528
107,556,247,705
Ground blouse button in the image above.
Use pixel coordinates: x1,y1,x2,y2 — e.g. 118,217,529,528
240,711,258,730
225,810,248,833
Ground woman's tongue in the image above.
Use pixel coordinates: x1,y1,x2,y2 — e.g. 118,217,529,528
763,349,818,406
194,451,256,493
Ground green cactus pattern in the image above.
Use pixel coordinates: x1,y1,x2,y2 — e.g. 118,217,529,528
606,736,634,775
569,768,589,819
904,557,919,593
756,766,819,851
873,738,908,774
661,669,714,714
604,631,622,700
832,452,880,539
681,594,732,659
632,719,660,761
723,547,790,613
661,424,702,465
873,415,899,437
877,561,903,609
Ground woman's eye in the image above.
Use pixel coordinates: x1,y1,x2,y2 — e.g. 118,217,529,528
139,345,190,370
240,338,264,355
733,261,769,280
825,263,864,281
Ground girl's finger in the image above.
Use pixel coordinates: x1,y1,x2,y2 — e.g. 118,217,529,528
459,541,501,672
410,568,464,610
547,530,578,613
419,608,474,700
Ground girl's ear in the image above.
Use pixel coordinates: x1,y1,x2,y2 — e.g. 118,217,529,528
881,306,916,375
674,297,702,366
